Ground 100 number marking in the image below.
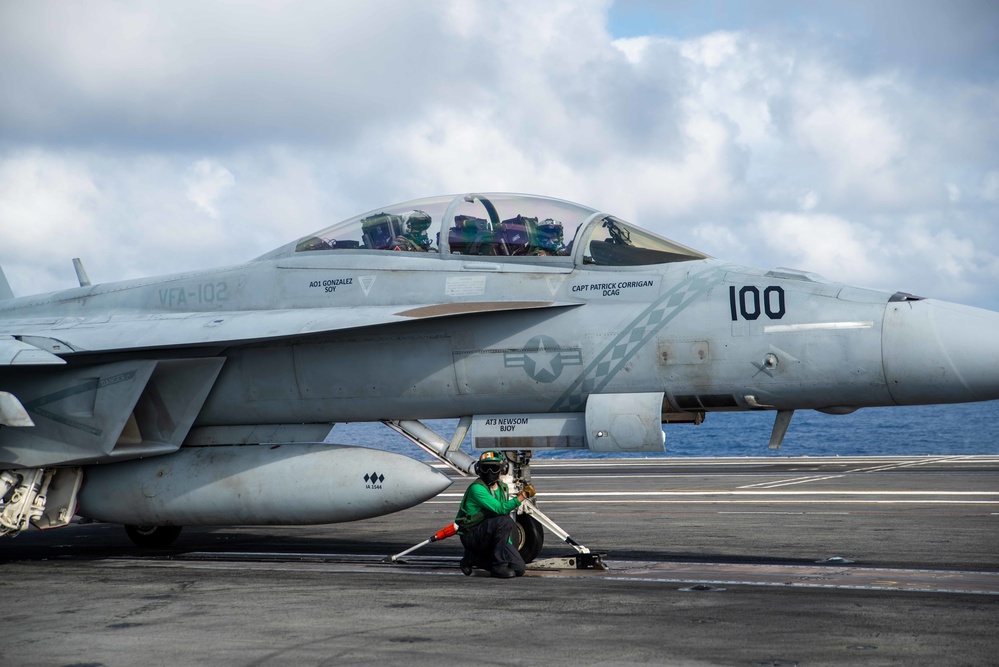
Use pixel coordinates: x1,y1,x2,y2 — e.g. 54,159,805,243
729,285,785,321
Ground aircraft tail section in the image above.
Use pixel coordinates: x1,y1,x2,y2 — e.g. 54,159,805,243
0,265,13,300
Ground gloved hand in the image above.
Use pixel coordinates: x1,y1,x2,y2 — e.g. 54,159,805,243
521,483,536,499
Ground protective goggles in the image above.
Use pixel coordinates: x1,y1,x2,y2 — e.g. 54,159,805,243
476,460,505,475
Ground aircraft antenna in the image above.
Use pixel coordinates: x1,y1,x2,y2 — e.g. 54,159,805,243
72,258,92,287
0,264,13,300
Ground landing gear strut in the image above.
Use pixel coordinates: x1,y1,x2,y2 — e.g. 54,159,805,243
383,419,601,567
504,449,594,559
1,467,82,536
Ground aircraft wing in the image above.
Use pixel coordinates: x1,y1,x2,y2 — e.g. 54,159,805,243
0,335,67,365
1,337,67,427
0,301,574,354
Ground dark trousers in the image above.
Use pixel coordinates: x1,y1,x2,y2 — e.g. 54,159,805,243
459,515,526,575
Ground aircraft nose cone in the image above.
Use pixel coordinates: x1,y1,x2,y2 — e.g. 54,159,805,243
883,298,999,405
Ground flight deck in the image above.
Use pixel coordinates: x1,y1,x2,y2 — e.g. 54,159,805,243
4,455,997,666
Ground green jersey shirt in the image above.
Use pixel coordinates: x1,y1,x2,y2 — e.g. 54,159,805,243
455,479,521,532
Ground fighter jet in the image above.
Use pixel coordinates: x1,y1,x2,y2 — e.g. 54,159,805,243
2,192,997,557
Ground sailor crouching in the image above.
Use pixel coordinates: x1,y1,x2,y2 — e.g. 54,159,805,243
455,451,536,579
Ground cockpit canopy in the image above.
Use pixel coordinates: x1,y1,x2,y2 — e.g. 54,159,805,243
260,193,708,267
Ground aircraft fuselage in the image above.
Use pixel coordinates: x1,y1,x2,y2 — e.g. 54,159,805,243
1,191,997,540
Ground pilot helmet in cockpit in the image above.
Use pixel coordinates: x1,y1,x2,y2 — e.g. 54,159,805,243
402,209,433,251
535,218,565,255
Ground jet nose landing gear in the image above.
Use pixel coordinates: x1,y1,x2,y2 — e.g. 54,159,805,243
515,512,544,562
383,420,606,570
506,449,606,569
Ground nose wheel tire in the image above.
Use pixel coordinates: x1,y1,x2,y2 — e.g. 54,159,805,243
515,514,544,563
124,524,182,548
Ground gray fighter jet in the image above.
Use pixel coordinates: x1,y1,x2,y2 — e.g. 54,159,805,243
2,192,997,557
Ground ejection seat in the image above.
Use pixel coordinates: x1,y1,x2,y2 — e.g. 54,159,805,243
449,215,495,255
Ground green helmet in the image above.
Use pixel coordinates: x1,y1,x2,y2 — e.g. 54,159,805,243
474,450,507,480
405,210,432,233
402,210,433,250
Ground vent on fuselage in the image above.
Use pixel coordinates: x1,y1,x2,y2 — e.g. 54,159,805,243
675,394,739,410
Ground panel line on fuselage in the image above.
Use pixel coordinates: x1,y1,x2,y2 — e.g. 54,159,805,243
549,265,728,413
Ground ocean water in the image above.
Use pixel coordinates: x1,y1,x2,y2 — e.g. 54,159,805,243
327,400,999,460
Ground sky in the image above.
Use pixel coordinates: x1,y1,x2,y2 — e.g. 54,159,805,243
1,0,997,310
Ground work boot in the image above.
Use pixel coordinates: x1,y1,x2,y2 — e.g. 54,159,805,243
490,565,516,579
459,558,473,576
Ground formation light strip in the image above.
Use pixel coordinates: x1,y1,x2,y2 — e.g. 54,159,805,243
764,321,873,333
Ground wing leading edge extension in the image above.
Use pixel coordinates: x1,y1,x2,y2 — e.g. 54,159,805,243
0,301,576,354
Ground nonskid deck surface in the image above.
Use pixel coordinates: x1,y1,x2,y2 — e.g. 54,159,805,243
87,551,999,596
4,455,998,666
5,455,998,576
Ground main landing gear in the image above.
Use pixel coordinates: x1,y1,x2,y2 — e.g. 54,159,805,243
383,419,605,569
124,524,182,548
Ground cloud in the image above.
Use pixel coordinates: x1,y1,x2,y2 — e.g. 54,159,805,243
611,0,999,81
0,1,996,311
0,151,104,291
983,172,999,202
754,212,884,284
184,159,234,219
0,1,457,149
746,210,989,307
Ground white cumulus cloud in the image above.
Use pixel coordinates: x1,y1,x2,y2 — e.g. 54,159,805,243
0,0,996,310
184,159,235,219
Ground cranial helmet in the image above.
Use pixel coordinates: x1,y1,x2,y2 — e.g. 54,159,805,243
474,450,507,483
536,218,565,253
402,210,433,250
405,210,432,233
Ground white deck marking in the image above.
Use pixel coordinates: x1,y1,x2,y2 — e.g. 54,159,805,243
737,456,970,489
